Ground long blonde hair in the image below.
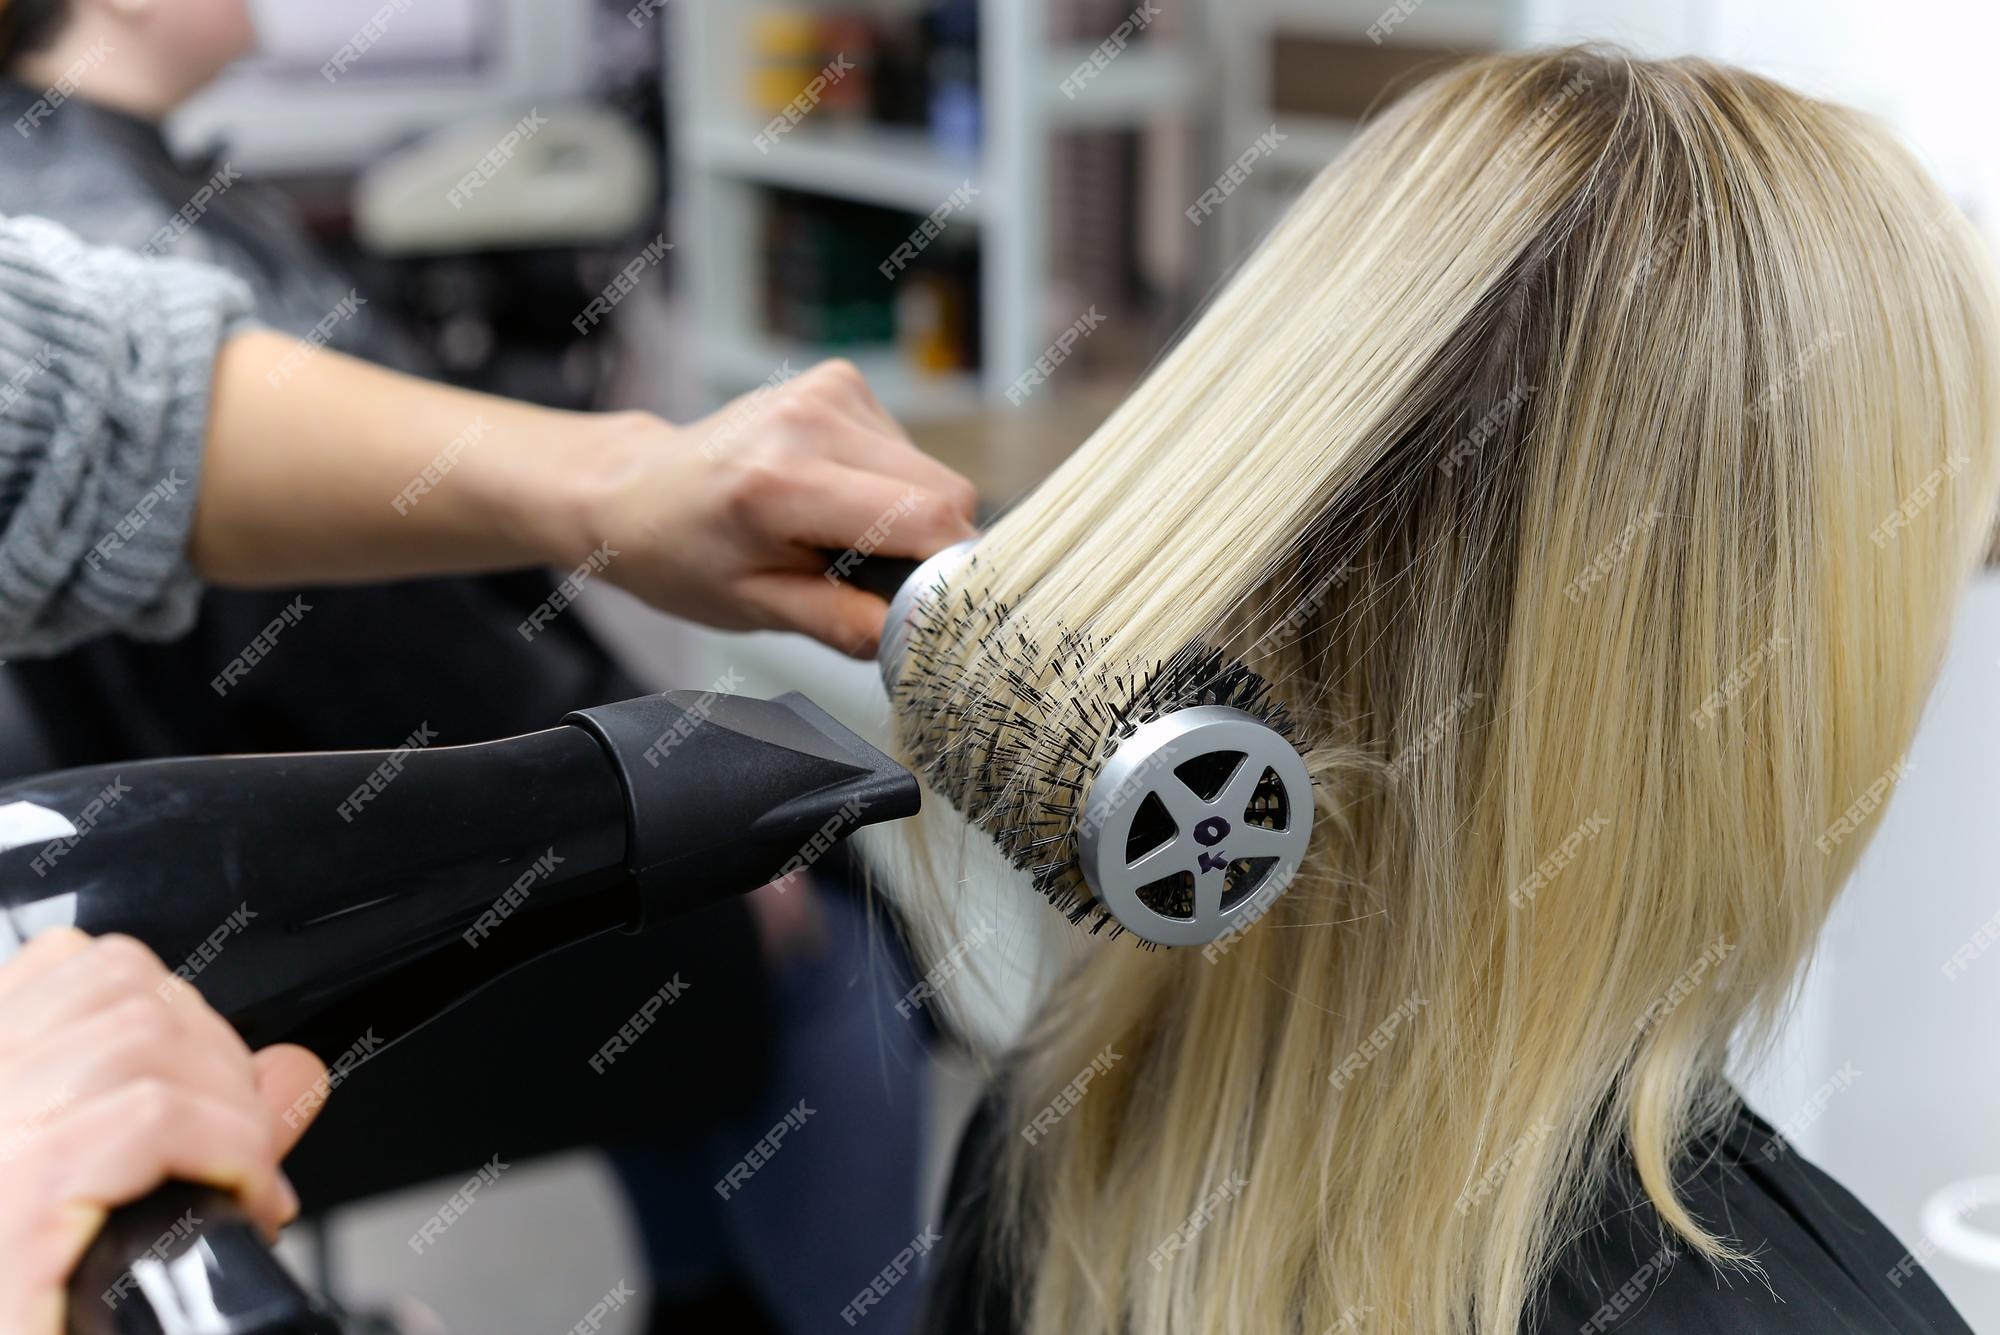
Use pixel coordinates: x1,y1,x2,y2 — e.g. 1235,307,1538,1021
885,46,2000,1334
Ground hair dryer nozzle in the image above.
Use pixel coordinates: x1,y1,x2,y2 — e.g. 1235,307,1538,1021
563,689,919,924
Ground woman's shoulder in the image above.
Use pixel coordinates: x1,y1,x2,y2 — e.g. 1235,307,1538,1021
1535,1101,1968,1335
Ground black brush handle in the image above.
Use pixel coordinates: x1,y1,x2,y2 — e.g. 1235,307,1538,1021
819,549,920,601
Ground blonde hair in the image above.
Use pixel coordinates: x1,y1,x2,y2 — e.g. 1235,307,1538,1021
885,46,2000,1335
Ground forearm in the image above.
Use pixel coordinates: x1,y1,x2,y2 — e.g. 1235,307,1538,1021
191,330,590,587
189,340,978,656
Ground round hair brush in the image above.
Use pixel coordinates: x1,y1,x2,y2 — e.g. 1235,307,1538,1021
856,541,1314,946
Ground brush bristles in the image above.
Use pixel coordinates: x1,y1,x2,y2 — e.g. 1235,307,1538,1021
893,566,1298,938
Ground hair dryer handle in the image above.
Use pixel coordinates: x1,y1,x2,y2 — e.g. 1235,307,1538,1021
65,1182,337,1334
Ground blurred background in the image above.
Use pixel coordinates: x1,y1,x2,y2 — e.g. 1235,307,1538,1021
15,0,1995,1329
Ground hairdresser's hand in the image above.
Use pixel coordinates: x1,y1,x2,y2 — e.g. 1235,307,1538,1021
566,359,979,656
0,929,326,1335
199,337,975,657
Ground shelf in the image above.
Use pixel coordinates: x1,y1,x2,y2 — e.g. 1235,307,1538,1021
1042,45,1206,127
700,334,984,424
685,122,984,218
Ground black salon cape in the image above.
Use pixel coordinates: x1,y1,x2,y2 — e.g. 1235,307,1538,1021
916,1093,1972,1334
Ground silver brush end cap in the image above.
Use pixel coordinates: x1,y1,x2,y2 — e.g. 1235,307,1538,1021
878,538,979,689
1077,705,1312,947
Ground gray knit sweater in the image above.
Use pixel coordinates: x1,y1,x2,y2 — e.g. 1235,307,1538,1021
0,214,252,657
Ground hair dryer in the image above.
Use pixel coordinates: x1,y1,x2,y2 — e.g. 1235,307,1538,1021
0,688,918,1333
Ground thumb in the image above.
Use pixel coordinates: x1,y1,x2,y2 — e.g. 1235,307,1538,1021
253,1044,329,1154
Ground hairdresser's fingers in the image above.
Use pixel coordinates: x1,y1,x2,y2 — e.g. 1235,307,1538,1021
759,459,977,562
786,363,978,519
0,936,205,1057
253,1045,329,1155
734,570,898,658
0,927,90,1007
17,1001,261,1112
42,1078,297,1248
822,429,979,529
33,936,260,1082
755,362,978,524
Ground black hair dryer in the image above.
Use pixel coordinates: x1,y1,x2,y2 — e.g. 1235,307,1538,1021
0,689,918,1334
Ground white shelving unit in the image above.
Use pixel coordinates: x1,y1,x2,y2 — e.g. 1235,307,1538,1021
667,0,1212,422
1211,0,1525,267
